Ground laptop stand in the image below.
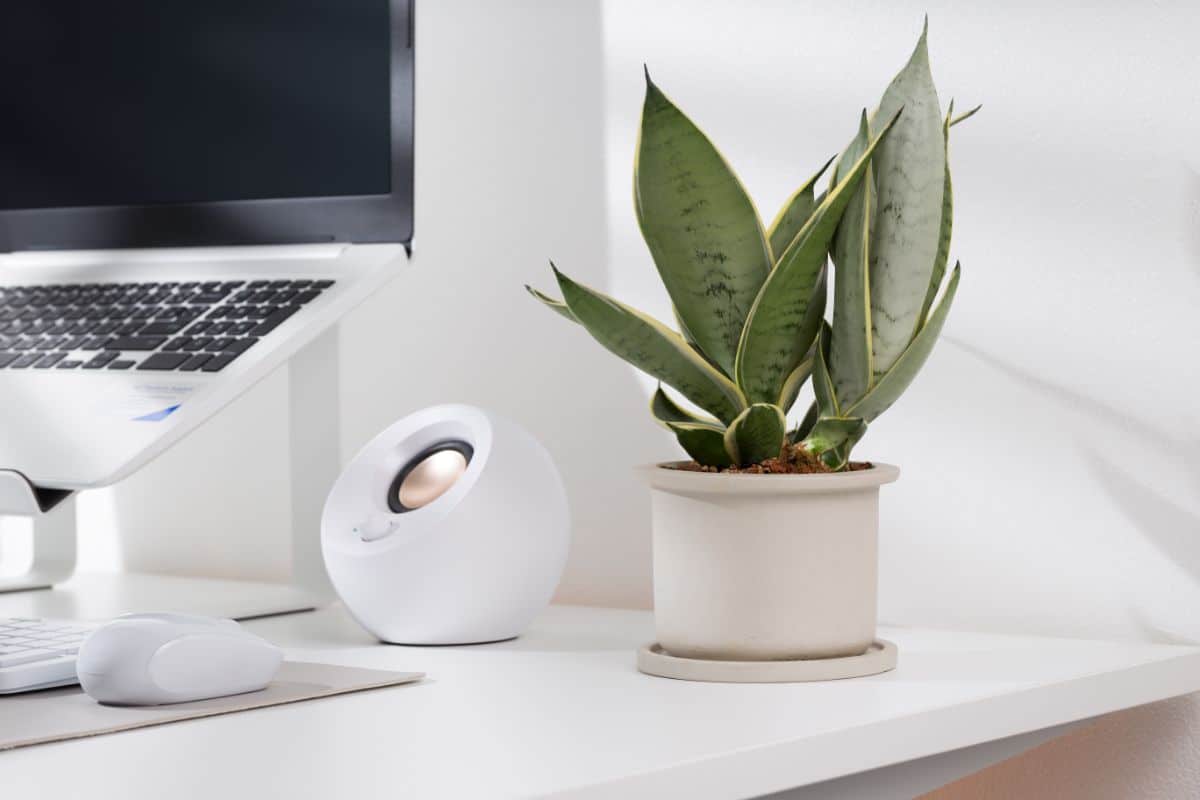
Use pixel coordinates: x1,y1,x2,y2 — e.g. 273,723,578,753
0,329,340,619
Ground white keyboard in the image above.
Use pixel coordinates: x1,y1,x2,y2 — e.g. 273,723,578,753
0,618,101,694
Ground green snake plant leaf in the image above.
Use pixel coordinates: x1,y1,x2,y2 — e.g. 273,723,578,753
916,99,977,327
789,400,820,444
801,417,868,469
734,109,901,405
723,403,787,467
828,111,875,408
949,103,982,128
810,323,840,417
649,386,732,467
549,264,746,424
846,262,961,422
525,284,578,323
766,157,835,263
916,101,955,328
867,21,947,379
671,424,734,467
777,352,814,414
649,384,722,427
634,70,773,376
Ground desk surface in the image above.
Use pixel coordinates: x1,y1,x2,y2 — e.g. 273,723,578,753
4,601,1200,799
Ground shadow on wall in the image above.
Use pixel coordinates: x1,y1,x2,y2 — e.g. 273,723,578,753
98,0,665,610
946,335,1200,641
936,165,1200,643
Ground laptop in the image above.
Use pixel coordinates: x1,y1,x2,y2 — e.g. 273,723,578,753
0,0,413,500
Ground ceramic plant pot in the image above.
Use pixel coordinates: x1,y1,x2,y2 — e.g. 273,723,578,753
636,463,900,661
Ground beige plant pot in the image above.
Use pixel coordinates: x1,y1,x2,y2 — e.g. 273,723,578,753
637,462,900,661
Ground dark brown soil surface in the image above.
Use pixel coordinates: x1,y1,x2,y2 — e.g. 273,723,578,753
671,443,872,475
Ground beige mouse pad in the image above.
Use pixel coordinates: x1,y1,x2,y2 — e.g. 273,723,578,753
0,661,424,751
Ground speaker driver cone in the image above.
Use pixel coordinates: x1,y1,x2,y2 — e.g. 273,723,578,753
388,441,473,512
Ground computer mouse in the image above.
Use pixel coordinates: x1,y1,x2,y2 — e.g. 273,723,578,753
76,612,283,706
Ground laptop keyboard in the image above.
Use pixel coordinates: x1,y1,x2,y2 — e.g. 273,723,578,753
0,278,334,373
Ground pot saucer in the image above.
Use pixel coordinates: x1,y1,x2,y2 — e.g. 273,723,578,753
637,640,897,683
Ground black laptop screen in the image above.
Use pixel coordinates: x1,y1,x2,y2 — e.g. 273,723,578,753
0,0,392,211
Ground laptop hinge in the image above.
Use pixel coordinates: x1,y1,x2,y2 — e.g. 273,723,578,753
0,470,73,516
0,243,348,270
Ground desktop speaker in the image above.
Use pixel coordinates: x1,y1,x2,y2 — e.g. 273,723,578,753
321,404,570,644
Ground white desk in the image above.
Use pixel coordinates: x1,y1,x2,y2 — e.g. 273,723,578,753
3,597,1199,799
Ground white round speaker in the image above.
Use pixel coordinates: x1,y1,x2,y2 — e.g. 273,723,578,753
321,404,570,644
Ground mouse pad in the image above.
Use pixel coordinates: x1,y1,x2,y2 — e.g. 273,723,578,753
0,661,424,751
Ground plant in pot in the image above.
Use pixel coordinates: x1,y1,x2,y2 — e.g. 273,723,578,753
528,24,977,676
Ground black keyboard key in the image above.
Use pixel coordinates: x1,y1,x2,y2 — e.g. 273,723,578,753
83,351,120,369
107,360,135,370
294,290,321,304
179,354,212,372
249,306,299,335
183,337,212,352
137,352,189,371
61,336,88,350
33,352,67,369
0,352,19,368
115,322,145,335
191,293,226,305
80,336,109,350
140,320,187,336
223,337,258,355
187,321,213,335
164,337,189,351
230,322,255,335
200,352,239,372
10,353,40,368
106,336,167,351
56,360,83,369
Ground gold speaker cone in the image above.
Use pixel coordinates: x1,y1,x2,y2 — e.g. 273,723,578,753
397,449,468,509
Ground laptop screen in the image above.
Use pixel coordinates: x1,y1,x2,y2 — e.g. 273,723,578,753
0,0,412,249
0,0,391,210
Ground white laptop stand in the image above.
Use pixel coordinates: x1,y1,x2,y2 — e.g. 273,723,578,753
0,481,76,594
0,329,339,615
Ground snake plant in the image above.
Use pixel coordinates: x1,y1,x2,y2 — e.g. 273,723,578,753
528,23,976,470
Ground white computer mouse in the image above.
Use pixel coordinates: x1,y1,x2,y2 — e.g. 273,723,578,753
76,612,283,706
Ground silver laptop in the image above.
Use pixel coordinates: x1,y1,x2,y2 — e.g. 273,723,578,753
0,0,413,498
